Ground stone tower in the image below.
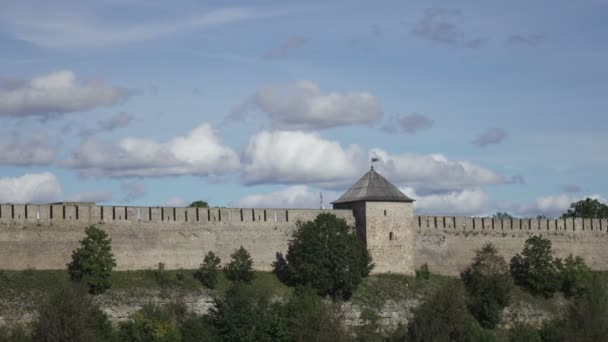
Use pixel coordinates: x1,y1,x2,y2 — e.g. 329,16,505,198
332,167,415,275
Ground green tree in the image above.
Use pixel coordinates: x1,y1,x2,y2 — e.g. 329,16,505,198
561,198,608,218
118,307,181,342
560,254,592,298
461,243,514,328
188,200,209,208
195,251,221,289
67,225,116,295
31,283,114,342
407,280,472,342
559,275,608,341
278,213,373,300
493,212,514,219
510,236,561,297
225,246,254,283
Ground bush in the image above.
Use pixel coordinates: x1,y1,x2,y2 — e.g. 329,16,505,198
510,236,560,297
67,225,116,295
0,325,30,342
415,263,430,280
407,280,471,341
195,251,221,289
559,275,608,341
225,246,254,283
31,283,114,342
559,254,592,298
461,243,514,328
277,213,373,300
509,321,542,342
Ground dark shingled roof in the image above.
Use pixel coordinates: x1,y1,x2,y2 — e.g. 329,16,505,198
332,167,414,204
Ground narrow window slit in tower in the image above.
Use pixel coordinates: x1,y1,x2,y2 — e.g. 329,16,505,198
384,210,387,216
207,209,210,222
149,207,152,221
25,205,28,219
389,232,394,241
285,210,289,222
184,209,188,222
50,206,54,219
252,209,255,221
62,206,65,220
173,208,176,221
264,210,267,222
218,209,222,222
76,206,79,220
196,208,199,222
240,209,243,221
418,216,421,227
112,207,115,220
161,208,164,221
11,205,15,219
125,207,128,220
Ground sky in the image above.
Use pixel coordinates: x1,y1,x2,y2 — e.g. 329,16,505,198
0,0,606,217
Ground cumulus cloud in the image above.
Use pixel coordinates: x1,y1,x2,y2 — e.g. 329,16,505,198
62,123,239,177
163,197,187,207
507,193,607,218
79,112,135,137
410,9,487,49
381,114,434,134
0,132,57,166
371,149,506,191
472,128,508,147
121,181,146,202
231,185,338,208
241,130,506,191
0,172,62,203
65,190,112,203
229,80,383,130
263,36,307,60
402,187,490,216
506,33,547,47
0,70,129,118
241,130,365,186
2,6,266,48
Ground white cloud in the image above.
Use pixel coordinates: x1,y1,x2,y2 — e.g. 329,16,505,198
121,181,146,202
230,80,383,129
3,6,266,48
473,128,508,147
402,187,490,216
0,172,62,203
372,149,505,191
231,185,338,208
0,70,129,117
241,130,365,186
163,197,187,207
62,123,239,177
509,193,607,218
0,132,57,166
381,114,434,134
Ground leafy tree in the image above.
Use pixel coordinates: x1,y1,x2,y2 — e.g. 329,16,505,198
560,254,592,298
559,275,608,341
493,212,513,219
561,197,608,218
278,213,373,300
461,243,514,328
415,263,430,280
195,251,221,289
67,225,116,295
188,200,209,208
225,246,254,283
118,310,181,342
31,283,114,342
510,236,561,297
407,280,471,342
509,321,542,342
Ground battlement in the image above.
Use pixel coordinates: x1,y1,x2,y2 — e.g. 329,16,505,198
0,203,353,226
415,215,608,235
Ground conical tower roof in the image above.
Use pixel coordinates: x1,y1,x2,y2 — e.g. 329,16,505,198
332,167,414,204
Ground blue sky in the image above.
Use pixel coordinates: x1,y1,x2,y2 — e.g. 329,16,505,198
0,0,606,217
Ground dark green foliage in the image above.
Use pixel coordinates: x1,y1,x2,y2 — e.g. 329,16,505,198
462,319,497,342
271,252,288,283
493,212,514,219
224,246,254,283
31,283,114,342
179,316,218,342
407,280,471,342
539,319,565,342
0,325,31,342
67,225,116,295
188,200,209,208
509,321,542,342
415,263,430,280
279,213,373,300
461,243,514,328
559,254,592,298
354,308,383,342
510,236,561,297
117,303,183,342
559,275,608,342
208,283,289,342
284,286,348,342
561,197,608,218
195,251,221,289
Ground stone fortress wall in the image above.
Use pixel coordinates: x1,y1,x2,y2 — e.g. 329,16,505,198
1,203,608,275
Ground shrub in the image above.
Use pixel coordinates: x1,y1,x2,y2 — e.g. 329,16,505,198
415,263,430,280
559,275,608,341
559,254,592,298
461,243,514,328
509,321,542,342
195,251,221,289
225,246,254,283
278,213,373,300
407,280,471,341
0,325,30,342
31,283,114,342
67,225,116,295
510,236,560,297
